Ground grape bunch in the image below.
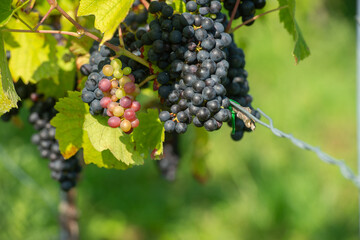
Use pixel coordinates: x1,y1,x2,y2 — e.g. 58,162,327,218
98,61,141,133
29,98,82,191
223,0,266,25
144,1,232,134
222,41,260,140
1,80,36,122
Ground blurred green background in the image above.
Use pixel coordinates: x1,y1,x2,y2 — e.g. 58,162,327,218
0,0,358,239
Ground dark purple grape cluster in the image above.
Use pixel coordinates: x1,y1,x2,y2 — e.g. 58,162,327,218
223,42,260,140
223,0,266,26
156,133,180,181
29,98,82,191
150,0,232,134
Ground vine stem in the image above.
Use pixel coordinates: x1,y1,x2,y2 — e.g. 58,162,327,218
2,28,80,37
59,189,79,240
139,0,149,10
34,5,56,31
225,0,241,33
228,5,288,34
139,74,157,87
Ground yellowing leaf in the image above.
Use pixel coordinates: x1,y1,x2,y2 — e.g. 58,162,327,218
4,12,58,84
77,0,135,43
132,109,165,159
82,131,131,170
0,32,19,115
83,113,143,165
51,91,87,159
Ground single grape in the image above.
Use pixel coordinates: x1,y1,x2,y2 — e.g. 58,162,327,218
124,82,136,94
124,109,136,121
159,111,171,122
113,69,123,78
108,116,121,128
107,102,118,112
131,119,140,128
113,106,125,117
120,96,132,108
99,79,111,92
102,64,114,76
119,76,131,87
81,91,95,103
120,119,132,132
130,101,141,112
111,59,122,70
164,120,175,133
123,67,132,75
175,122,187,134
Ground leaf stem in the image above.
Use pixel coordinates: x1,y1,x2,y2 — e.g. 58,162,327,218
225,0,241,33
34,5,56,31
229,5,288,34
2,28,81,37
118,26,125,47
139,74,157,87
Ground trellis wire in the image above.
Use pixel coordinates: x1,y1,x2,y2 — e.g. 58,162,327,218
229,101,360,189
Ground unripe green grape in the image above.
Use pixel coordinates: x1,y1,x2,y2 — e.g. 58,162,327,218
103,65,114,76
115,89,126,99
111,59,122,70
113,69,123,79
123,67,132,75
119,76,131,87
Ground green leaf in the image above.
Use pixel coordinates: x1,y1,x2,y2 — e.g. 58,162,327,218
278,0,310,63
82,131,131,170
0,32,19,116
132,109,165,159
171,0,186,13
83,113,144,165
0,0,29,27
77,0,135,43
37,46,76,98
4,12,59,84
51,91,86,159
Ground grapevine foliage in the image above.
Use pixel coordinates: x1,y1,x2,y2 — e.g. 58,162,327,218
0,0,310,187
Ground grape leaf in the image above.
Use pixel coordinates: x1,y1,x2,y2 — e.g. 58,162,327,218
4,12,59,84
277,0,310,63
0,32,19,116
83,113,144,165
77,0,135,43
172,0,186,13
37,46,76,98
132,109,165,159
51,91,87,159
0,0,29,27
82,131,131,170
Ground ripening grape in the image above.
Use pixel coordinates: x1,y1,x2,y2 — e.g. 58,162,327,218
119,76,131,87
108,116,121,128
111,80,119,88
124,82,136,94
120,119,132,132
102,64,114,76
100,97,112,108
108,102,118,112
120,96,132,108
107,109,114,117
99,79,111,92
131,119,140,128
124,109,136,121
128,74,135,83
130,101,141,112
113,106,125,117
111,95,118,102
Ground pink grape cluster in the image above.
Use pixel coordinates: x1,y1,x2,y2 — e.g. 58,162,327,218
99,60,141,134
